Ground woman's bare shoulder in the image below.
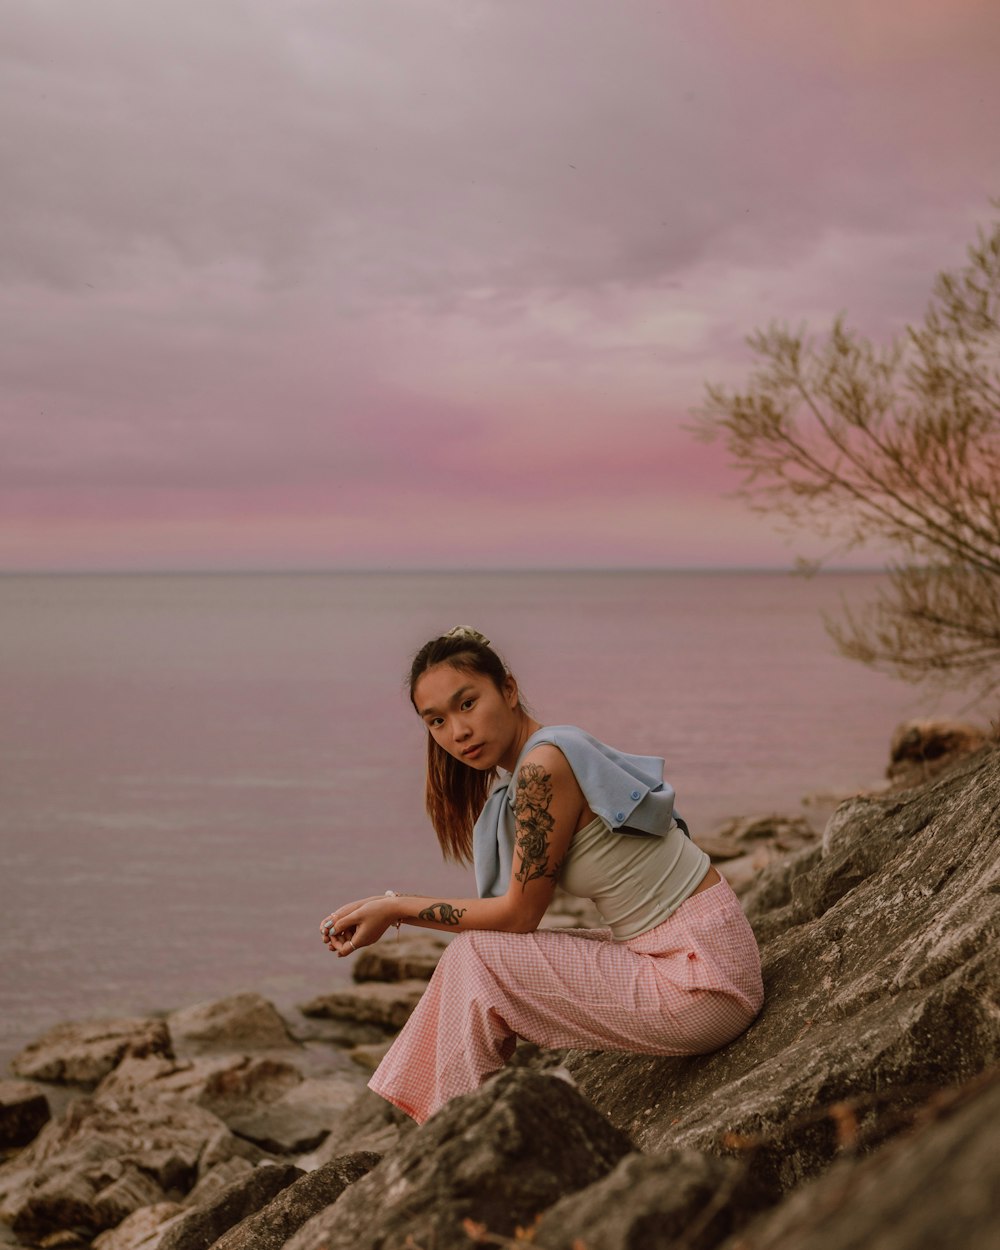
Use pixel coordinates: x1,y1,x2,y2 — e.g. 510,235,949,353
516,743,584,795
518,741,573,771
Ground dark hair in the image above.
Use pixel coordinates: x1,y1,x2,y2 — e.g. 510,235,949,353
408,630,523,863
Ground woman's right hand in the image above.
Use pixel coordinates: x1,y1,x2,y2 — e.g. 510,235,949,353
323,895,399,956
323,924,358,956
319,894,392,955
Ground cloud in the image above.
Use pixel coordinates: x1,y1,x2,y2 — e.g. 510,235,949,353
7,0,995,295
2,0,997,568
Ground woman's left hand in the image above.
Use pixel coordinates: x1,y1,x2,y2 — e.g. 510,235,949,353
320,896,397,957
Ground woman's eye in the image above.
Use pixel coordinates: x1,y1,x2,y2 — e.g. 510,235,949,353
461,699,475,710
429,717,444,728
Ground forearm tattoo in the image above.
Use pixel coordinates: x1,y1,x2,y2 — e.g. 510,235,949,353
417,902,467,926
514,763,562,890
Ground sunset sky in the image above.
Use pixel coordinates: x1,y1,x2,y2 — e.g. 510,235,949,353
3,0,998,571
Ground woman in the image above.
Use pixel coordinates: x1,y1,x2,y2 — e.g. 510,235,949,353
321,626,763,1125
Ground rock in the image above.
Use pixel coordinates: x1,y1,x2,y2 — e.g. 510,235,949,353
154,1163,302,1250
94,1056,181,1096
695,814,820,895
715,1069,1000,1250
696,813,817,858
196,1128,271,1177
0,1223,23,1249
345,1041,394,1073
166,995,296,1056
96,1040,360,1104
565,746,1000,1194
887,718,987,785
223,1075,363,1154
207,1153,381,1250
9,1018,172,1088
506,1039,572,1073
735,843,824,939
285,1068,633,1250
0,1079,51,1148
91,1202,184,1250
541,888,604,929
182,1159,255,1208
351,934,451,983
305,1089,415,1168
8,1167,120,1239
37,1233,88,1249
93,1167,168,1230
192,1058,305,1120
297,980,427,1030
95,1055,304,1120
283,1016,396,1047
0,1092,234,1237
713,851,775,896
534,1147,770,1250
282,1040,384,1081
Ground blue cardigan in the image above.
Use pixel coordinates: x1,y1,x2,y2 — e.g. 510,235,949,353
472,724,688,898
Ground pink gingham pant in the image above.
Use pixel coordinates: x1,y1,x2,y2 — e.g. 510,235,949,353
368,877,764,1124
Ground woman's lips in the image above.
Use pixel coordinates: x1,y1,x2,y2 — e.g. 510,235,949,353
462,744,484,760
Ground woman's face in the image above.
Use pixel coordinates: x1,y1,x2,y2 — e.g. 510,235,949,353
413,662,523,772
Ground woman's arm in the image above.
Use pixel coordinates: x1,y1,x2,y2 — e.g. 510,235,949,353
322,745,586,955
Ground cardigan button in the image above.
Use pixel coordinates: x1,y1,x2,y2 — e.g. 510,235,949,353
615,811,625,822
630,789,641,800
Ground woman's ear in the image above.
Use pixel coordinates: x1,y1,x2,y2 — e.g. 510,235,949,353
503,674,518,708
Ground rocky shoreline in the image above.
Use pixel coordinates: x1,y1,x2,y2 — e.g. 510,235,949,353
2,722,997,1250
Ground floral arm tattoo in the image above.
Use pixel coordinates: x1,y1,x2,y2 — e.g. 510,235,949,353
416,902,467,926
513,763,562,890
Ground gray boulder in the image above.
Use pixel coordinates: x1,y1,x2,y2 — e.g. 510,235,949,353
207,1153,380,1250
0,1092,238,1237
305,1088,415,1167
167,995,296,1056
9,1018,172,1088
283,1016,395,1048
344,1041,394,1073
286,1068,633,1250
534,1147,770,1250
95,1055,303,1115
154,1163,302,1250
351,934,451,983
92,1167,170,1230
90,1043,364,1145
183,1158,255,1208
695,813,820,895
197,1127,272,1176
715,1069,1000,1250
297,980,428,1031
0,1079,50,1148
91,1201,185,1250
221,1076,363,1154
565,747,1000,1193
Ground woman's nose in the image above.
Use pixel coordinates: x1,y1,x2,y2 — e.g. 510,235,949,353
454,719,473,741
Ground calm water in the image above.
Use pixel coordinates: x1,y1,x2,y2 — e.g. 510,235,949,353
0,571,968,1072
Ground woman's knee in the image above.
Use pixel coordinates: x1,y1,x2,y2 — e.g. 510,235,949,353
435,930,475,969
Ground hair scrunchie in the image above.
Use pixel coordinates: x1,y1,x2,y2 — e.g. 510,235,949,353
441,625,491,648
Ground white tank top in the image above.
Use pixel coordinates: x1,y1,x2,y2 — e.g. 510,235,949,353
558,816,711,940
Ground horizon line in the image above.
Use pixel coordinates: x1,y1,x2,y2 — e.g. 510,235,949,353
0,564,889,577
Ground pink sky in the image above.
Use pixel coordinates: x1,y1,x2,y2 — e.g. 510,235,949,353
2,0,998,571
